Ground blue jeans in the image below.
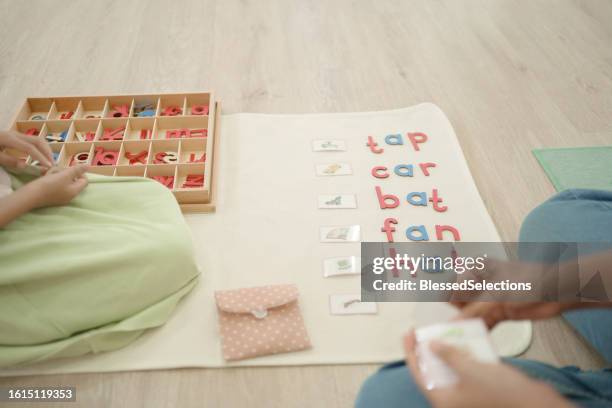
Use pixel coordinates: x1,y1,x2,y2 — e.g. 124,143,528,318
356,189,612,408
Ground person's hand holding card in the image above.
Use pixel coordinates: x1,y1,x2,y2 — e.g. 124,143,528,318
403,324,575,408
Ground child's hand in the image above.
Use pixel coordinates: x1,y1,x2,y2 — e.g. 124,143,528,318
0,130,53,169
21,165,89,209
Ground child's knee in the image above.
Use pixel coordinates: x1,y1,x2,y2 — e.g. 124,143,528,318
520,189,612,243
519,201,564,243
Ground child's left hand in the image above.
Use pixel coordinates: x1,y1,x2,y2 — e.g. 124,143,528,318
0,164,89,228
21,165,89,209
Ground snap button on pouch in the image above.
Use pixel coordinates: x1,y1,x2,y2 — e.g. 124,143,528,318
251,308,268,319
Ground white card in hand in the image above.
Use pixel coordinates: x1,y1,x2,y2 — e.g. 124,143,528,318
318,194,357,209
415,319,499,390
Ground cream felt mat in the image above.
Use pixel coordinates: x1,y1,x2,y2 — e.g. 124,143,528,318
0,104,531,376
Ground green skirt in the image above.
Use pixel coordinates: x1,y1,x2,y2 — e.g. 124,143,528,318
0,173,199,368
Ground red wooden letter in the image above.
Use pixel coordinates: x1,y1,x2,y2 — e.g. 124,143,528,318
366,136,384,154
381,218,398,242
419,162,436,176
407,132,428,151
435,225,461,241
429,188,448,212
375,186,399,209
371,166,389,179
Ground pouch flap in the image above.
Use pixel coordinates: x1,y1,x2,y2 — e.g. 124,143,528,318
215,284,299,315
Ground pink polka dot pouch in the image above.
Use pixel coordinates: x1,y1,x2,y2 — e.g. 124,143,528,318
215,284,312,361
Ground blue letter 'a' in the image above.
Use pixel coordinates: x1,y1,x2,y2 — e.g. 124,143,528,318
406,225,429,241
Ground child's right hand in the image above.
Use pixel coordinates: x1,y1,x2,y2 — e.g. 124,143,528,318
21,165,89,209
0,130,53,169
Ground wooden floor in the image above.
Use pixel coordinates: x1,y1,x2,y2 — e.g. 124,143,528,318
1,0,611,406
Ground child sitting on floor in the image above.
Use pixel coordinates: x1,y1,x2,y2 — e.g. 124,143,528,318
0,130,200,368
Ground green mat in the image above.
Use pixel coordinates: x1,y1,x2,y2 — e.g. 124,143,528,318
533,146,612,192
